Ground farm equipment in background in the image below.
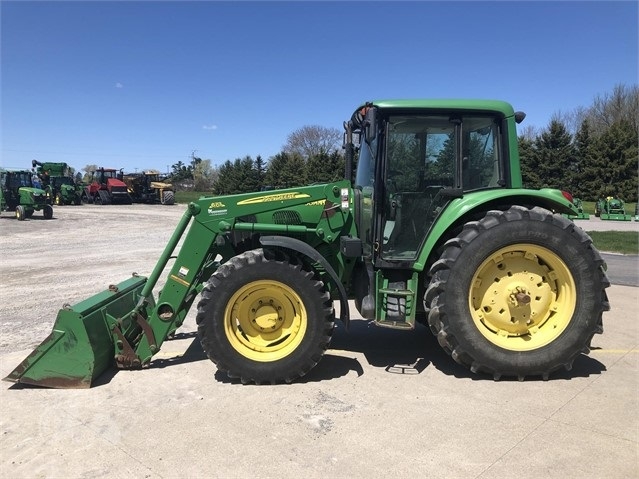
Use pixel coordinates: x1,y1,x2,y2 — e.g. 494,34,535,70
82,168,132,205
122,171,175,205
564,197,590,220
5,99,609,389
0,168,53,220
32,160,82,206
594,196,632,221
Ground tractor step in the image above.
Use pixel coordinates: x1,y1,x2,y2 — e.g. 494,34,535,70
376,287,416,330
374,319,415,330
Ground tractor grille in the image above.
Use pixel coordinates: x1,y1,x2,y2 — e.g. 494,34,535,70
272,210,302,225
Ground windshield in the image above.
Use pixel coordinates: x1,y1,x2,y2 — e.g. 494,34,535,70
8,172,33,189
386,115,456,192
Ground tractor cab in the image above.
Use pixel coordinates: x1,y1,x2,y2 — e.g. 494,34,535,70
350,101,517,267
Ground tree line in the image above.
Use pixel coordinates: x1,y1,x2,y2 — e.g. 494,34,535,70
519,84,638,201
166,125,345,194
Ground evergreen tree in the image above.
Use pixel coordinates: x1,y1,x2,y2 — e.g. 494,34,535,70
213,160,241,195
572,119,595,199
305,150,345,184
533,119,575,190
238,156,259,193
254,155,266,190
518,135,541,189
588,120,638,201
264,152,308,188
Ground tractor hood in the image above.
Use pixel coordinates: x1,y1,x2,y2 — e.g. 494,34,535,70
106,178,127,188
19,187,48,204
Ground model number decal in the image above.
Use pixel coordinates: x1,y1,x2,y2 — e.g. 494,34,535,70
237,192,311,205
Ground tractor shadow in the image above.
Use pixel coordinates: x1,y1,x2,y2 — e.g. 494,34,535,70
309,319,606,383
212,319,606,385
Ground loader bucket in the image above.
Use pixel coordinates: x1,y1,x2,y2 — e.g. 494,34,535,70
4,275,148,389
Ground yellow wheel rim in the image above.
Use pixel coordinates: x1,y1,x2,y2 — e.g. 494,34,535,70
224,280,307,362
469,244,575,351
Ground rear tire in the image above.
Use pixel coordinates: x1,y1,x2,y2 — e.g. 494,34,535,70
425,206,609,380
196,249,335,384
161,190,175,205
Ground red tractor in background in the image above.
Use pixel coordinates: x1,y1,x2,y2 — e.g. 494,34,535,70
82,168,132,205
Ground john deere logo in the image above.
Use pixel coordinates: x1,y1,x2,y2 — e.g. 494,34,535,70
237,192,310,205
207,201,227,216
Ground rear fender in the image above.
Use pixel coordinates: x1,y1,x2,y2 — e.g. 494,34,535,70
414,188,579,271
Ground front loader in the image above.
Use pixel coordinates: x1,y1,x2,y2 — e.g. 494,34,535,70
5,99,610,388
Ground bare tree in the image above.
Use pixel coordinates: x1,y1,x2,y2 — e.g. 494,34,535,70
283,125,342,159
518,124,541,141
81,164,99,182
588,83,639,134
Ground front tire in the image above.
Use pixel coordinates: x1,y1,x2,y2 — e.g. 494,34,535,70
425,206,609,380
43,204,53,219
196,249,335,384
15,205,25,221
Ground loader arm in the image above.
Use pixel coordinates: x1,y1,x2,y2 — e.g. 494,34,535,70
5,181,355,388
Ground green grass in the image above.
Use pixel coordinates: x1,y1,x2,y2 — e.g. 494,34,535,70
585,231,639,255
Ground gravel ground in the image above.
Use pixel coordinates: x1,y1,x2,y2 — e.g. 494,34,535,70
0,202,636,355
0,203,185,353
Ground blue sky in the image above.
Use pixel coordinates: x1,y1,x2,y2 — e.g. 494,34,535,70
1,1,637,174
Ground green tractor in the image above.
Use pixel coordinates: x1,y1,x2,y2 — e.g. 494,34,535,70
564,197,590,220
32,160,82,206
0,168,53,220
595,196,632,221
5,99,609,388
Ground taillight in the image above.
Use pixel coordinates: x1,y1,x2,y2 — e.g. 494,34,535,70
561,191,574,203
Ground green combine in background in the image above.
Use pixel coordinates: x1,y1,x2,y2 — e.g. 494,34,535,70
32,160,82,206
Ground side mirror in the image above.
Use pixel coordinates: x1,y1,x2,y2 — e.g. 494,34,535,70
364,107,377,144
